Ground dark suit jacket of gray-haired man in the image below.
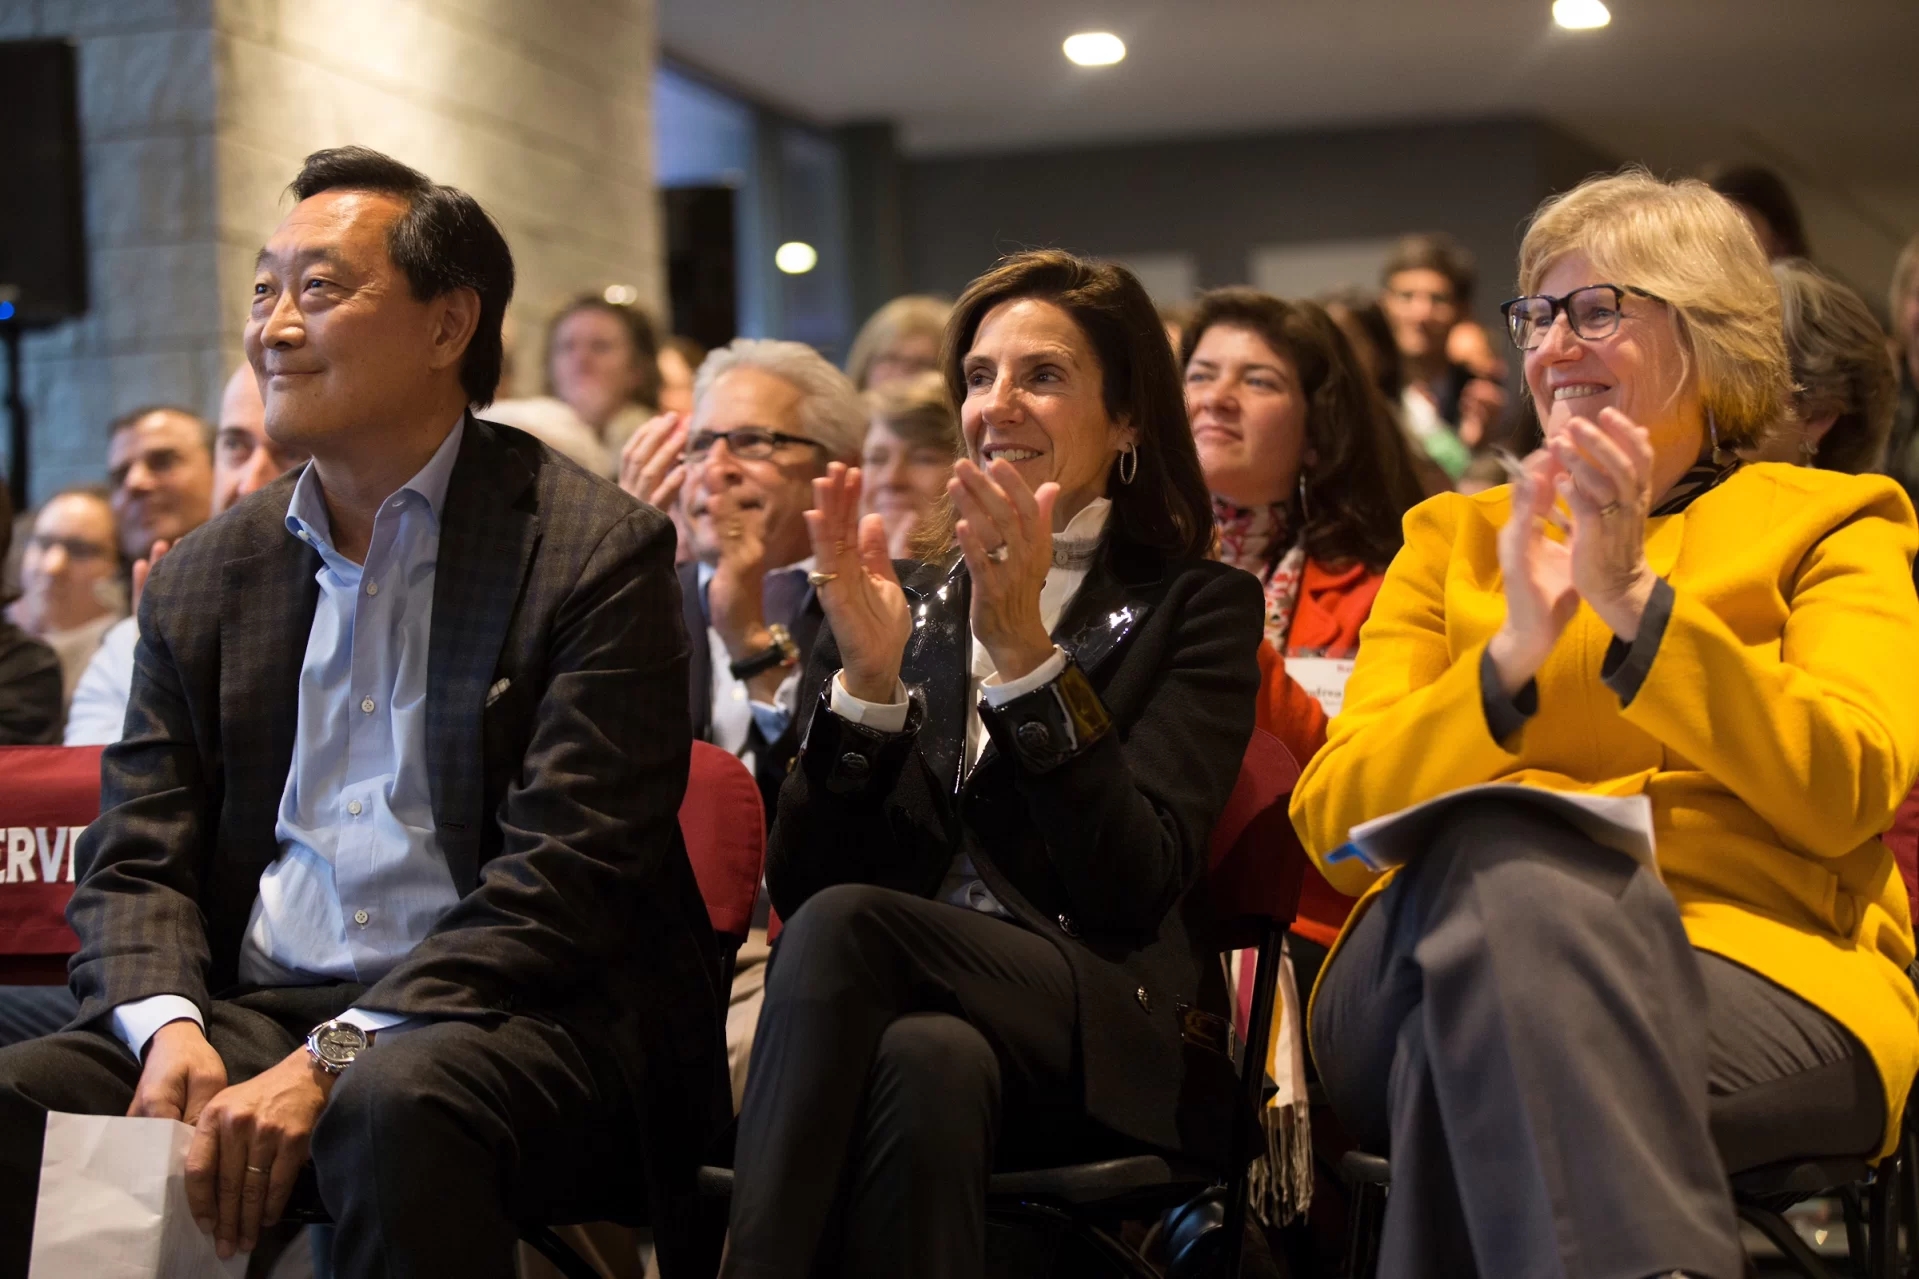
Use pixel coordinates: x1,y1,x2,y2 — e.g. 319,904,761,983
0,146,724,1279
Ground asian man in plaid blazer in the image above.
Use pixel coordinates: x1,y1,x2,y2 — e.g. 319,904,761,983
0,147,725,1279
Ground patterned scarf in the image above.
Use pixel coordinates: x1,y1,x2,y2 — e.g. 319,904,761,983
1651,454,1743,516
1213,495,1308,650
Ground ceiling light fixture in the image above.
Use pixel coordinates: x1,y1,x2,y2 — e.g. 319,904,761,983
1063,32,1126,67
775,241,818,275
601,283,639,305
1552,0,1610,30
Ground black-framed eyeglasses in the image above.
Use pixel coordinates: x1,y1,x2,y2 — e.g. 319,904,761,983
685,427,827,462
1499,283,1666,351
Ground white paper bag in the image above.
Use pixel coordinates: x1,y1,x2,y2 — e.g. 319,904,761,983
28,1112,250,1279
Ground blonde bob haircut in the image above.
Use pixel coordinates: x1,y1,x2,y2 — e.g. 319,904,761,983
844,295,953,391
1517,167,1792,449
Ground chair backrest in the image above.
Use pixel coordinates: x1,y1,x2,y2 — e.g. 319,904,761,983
1206,727,1306,953
679,740,767,943
0,746,105,983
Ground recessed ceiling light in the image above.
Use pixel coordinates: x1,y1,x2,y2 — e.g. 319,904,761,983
1063,32,1126,67
775,241,818,275
601,283,639,305
1553,0,1610,30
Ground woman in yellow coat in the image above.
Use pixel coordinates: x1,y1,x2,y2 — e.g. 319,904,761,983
1296,169,1919,1279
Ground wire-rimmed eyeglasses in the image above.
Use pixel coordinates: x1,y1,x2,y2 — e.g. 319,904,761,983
1498,283,1666,351
684,427,827,462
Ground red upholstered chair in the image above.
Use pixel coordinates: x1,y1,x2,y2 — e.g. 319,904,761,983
0,746,104,986
678,740,767,990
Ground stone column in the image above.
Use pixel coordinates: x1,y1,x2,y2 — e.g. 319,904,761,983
2,0,661,503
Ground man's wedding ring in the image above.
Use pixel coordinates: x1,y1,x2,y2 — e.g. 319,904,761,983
986,544,1010,563
1597,501,1621,517
806,571,839,586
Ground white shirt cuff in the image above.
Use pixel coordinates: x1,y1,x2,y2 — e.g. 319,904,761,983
981,647,1068,706
112,995,203,1059
338,1007,416,1037
829,670,910,733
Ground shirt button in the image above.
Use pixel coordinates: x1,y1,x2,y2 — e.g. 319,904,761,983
346,799,363,816
361,697,375,714
365,582,379,596
353,909,370,926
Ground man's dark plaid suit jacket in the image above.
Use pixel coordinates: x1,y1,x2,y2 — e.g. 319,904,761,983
63,415,727,1181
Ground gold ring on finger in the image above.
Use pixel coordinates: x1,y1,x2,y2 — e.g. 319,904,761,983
245,1164,268,1174
807,570,838,587
1597,501,1621,517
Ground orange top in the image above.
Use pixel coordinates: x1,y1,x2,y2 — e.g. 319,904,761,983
1254,558,1385,946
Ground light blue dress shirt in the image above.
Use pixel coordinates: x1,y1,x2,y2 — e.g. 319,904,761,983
112,420,467,1055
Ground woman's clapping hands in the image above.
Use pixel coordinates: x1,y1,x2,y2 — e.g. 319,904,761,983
1490,408,1660,695
805,464,913,704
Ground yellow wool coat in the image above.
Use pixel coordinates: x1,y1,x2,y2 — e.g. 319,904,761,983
1291,462,1919,1158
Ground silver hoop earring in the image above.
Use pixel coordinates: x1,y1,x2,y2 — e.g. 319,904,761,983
1117,443,1138,485
1296,472,1310,526
1707,408,1729,464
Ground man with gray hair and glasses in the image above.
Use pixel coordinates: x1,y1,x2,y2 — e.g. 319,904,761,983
620,338,867,818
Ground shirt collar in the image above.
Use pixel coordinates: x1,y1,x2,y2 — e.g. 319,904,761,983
285,415,467,551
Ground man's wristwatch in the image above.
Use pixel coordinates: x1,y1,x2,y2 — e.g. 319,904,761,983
729,622,800,680
305,1020,371,1074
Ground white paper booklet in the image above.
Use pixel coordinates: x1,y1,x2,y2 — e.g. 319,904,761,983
29,1112,250,1279
1325,783,1657,875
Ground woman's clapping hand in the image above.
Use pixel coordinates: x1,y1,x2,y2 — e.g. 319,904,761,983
950,458,1060,686
1490,408,1660,695
805,464,913,704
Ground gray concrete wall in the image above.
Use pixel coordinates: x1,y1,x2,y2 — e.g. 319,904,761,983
3,0,661,505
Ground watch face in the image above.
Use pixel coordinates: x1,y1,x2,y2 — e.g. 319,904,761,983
312,1022,368,1066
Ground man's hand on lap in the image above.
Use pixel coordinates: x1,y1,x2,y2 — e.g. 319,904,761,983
127,1018,226,1124
184,1043,339,1259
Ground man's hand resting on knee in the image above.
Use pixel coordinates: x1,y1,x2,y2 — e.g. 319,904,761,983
133,1021,340,1260
127,1019,227,1124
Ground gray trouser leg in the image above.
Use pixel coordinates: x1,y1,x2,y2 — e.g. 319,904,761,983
1312,798,1745,1279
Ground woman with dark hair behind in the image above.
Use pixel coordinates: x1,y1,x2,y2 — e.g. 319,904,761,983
1183,291,1423,959
1706,162,1813,261
724,251,1264,1277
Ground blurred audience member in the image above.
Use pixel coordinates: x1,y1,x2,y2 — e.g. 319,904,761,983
1322,288,1453,496
844,294,950,391
1454,454,1510,496
549,296,663,448
1885,233,1919,509
1707,162,1813,261
105,406,213,565
658,334,705,417
212,363,309,511
66,367,303,747
1181,290,1423,951
0,484,62,746
6,487,123,707
857,371,960,560
1746,259,1897,472
1379,234,1504,471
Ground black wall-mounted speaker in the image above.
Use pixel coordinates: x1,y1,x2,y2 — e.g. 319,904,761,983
0,40,88,328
